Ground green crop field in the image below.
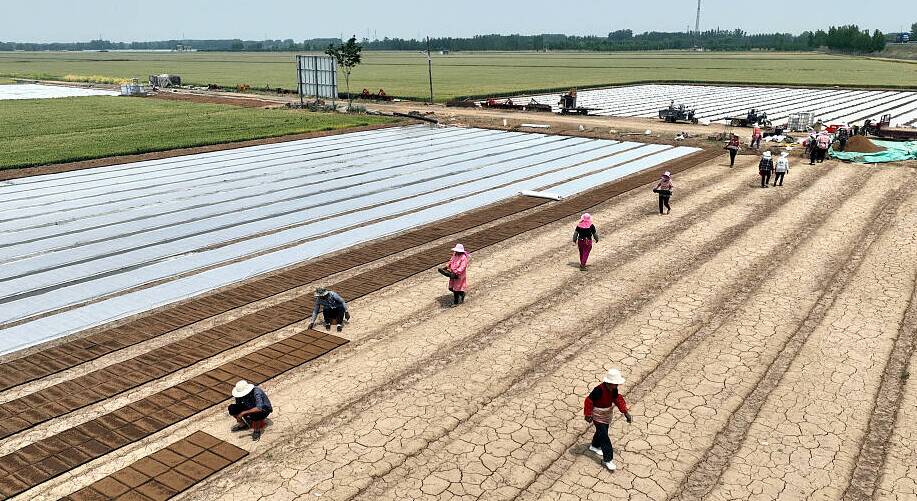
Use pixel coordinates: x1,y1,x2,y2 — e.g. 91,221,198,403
0,96,395,169
1,51,916,102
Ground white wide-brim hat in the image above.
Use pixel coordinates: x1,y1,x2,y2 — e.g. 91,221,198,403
663,171,671,177
232,380,255,398
452,244,465,253
763,152,772,158
603,368,625,385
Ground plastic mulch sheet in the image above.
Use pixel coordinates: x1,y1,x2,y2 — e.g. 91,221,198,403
830,140,917,163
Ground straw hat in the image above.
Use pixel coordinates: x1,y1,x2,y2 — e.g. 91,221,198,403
232,380,255,398
763,151,772,159
603,368,625,385
452,244,466,253
314,287,330,297
780,152,789,157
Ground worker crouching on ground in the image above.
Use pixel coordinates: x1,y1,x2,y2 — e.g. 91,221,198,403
438,244,468,307
758,151,774,188
653,171,673,215
773,152,790,186
308,287,350,332
725,134,740,167
573,213,599,271
229,380,273,441
584,368,632,471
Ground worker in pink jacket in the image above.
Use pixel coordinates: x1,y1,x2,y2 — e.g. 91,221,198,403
439,244,469,306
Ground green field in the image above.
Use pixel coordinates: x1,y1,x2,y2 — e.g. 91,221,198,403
1,50,916,101
0,96,394,169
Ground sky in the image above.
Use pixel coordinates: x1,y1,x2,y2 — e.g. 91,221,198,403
3,0,916,43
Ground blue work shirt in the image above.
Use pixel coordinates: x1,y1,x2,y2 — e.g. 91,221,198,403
310,291,348,323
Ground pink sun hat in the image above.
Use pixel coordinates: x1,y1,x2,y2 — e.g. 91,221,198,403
578,213,593,228
452,243,466,253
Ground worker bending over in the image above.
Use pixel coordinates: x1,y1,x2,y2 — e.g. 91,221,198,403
308,287,350,332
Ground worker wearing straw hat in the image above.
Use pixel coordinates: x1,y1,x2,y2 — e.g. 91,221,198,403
573,213,599,271
438,244,469,306
653,171,674,215
584,368,632,471
308,287,350,332
773,151,790,187
758,151,774,188
229,380,273,441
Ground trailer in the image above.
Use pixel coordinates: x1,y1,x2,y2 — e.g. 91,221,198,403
863,114,917,141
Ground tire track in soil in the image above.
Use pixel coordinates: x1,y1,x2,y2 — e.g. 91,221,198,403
843,202,917,501
513,167,876,501
342,166,862,500
183,163,835,501
668,177,911,501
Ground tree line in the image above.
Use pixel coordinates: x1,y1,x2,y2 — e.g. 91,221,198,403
0,24,904,54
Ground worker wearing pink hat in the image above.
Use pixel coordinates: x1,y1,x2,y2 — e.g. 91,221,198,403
438,243,469,306
573,213,599,271
653,171,674,215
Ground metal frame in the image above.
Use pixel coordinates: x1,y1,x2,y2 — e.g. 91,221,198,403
296,55,338,106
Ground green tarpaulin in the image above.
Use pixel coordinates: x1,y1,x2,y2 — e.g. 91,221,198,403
830,139,917,164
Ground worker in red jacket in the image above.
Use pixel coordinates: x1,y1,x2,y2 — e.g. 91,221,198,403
584,368,632,471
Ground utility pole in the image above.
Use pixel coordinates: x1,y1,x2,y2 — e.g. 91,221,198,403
426,37,434,104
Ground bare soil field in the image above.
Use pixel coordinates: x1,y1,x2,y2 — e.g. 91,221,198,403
8,149,916,501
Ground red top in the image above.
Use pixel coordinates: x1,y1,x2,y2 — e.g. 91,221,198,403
584,383,628,424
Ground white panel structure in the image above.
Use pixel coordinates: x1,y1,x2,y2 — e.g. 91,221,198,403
0,84,119,100
0,125,699,354
511,84,917,127
297,55,338,100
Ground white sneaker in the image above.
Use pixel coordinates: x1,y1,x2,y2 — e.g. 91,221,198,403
589,446,602,457
604,460,617,471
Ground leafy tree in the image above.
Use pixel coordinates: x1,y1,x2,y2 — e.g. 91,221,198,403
911,22,917,39
325,36,363,109
872,30,886,52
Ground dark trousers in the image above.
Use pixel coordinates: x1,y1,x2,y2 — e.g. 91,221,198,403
817,147,827,163
773,172,785,186
658,195,671,214
760,172,770,187
728,149,738,166
810,147,818,164
228,403,270,425
591,422,614,462
322,307,346,326
838,138,847,151
451,290,466,304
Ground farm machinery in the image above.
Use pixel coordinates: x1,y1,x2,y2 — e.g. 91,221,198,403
481,97,553,113
558,89,594,115
658,101,698,124
725,109,772,128
862,114,917,141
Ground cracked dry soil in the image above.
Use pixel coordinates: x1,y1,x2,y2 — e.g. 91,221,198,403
11,157,917,501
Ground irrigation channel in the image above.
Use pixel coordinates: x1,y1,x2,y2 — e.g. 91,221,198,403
0,125,697,354
514,84,917,126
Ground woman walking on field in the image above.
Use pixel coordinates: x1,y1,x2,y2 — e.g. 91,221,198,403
653,171,674,215
725,134,740,167
573,213,599,271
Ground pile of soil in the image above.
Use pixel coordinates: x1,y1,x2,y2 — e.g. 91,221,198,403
844,135,885,153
